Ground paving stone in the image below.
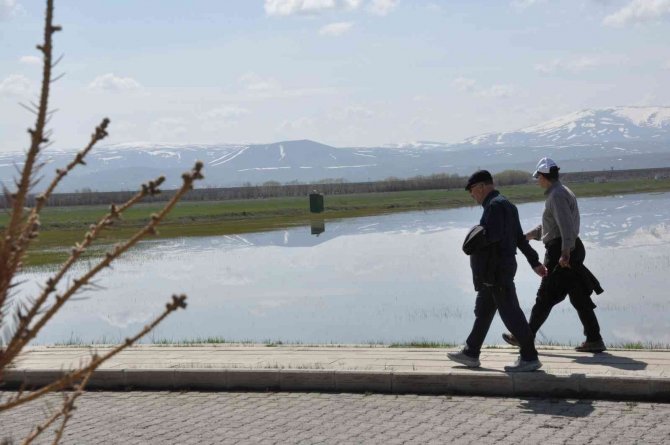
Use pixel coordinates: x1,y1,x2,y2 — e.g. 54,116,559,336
2,391,669,444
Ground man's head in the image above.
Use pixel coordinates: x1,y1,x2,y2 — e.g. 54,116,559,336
465,169,495,204
533,157,559,189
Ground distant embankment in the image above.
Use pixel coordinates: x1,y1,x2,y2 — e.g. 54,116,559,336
4,167,670,208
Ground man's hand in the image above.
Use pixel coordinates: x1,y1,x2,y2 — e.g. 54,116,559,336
533,264,548,277
559,249,571,268
525,231,534,241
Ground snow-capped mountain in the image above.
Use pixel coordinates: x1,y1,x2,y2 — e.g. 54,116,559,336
1,107,669,192
458,106,670,147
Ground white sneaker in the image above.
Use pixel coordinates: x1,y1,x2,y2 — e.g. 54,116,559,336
447,350,481,368
504,356,542,372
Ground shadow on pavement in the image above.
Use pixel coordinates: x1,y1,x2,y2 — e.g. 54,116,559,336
540,352,647,371
518,398,596,417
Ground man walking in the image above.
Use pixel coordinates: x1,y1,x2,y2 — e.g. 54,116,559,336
448,170,547,372
503,158,606,353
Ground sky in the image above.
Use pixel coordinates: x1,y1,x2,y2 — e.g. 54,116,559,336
1,0,670,152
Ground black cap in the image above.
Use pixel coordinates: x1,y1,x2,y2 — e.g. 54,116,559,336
465,170,493,191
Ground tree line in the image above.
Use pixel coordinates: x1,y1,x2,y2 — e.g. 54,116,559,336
0,170,534,208
4,166,669,208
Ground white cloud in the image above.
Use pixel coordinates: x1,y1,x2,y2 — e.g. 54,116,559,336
452,77,476,93
426,3,442,13
279,116,316,131
343,105,373,119
0,0,21,20
200,106,250,129
319,21,353,36
264,0,394,17
239,72,281,92
343,0,363,9
453,77,515,99
19,55,41,65
201,106,250,121
511,0,545,10
368,0,398,16
475,84,515,99
603,0,670,27
88,73,142,92
0,74,32,97
148,118,188,141
265,0,340,16
330,104,374,120
535,56,600,74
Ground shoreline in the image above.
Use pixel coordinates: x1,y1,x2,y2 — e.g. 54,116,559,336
32,339,670,351
10,178,670,267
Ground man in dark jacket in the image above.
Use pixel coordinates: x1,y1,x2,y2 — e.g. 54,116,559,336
502,158,606,353
448,170,547,372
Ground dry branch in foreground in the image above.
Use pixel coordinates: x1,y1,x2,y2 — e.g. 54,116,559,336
0,1,205,443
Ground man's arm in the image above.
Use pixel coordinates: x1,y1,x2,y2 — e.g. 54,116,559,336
549,194,576,267
514,210,547,277
483,201,504,245
525,224,542,241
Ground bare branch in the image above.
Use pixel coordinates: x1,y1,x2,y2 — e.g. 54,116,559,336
51,54,64,69
18,103,39,116
50,72,66,84
0,118,111,328
1,162,202,368
0,294,187,412
0,0,60,323
20,367,93,445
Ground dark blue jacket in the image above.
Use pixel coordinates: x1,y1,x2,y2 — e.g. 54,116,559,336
470,190,541,290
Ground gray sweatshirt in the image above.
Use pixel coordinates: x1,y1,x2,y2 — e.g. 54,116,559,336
528,181,580,251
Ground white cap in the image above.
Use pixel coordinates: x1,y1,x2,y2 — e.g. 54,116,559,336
533,157,558,178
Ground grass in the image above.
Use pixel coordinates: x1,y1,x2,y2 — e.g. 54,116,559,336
41,336,670,350
389,341,458,348
608,341,670,350
4,178,670,267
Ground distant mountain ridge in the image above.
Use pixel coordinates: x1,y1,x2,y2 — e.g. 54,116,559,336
1,106,669,192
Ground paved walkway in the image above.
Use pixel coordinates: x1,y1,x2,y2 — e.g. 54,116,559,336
4,345,669,401
1,392,669,444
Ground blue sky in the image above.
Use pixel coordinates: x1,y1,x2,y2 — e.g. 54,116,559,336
1,0,670,151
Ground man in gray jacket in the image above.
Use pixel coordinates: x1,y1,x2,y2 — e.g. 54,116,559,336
503,158,606,353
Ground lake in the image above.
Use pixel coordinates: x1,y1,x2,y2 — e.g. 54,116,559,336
13,192,670,347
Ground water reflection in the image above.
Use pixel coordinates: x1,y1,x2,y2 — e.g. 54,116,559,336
310,217,325,237
15,192,670,346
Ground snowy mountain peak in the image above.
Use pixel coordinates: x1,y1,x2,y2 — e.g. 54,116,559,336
460,106,670,147
611,106,670,128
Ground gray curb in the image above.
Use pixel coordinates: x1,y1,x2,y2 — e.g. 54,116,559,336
2,369,668,402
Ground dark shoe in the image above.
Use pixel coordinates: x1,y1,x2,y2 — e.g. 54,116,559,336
447,350,481,368
575,339,606,353
504,357,542,372
502,332,520,347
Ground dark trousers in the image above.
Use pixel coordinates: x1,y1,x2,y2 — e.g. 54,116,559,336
465,260,538,361
528,238,602,342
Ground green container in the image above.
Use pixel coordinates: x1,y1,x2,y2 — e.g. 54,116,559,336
309,193,324,213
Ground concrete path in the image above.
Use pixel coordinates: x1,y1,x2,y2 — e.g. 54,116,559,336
3,345,669,401
2,392,669,444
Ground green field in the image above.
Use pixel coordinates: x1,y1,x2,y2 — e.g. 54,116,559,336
3,178,670,266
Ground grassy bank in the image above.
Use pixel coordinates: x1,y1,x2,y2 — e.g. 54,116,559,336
4,178,670,267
